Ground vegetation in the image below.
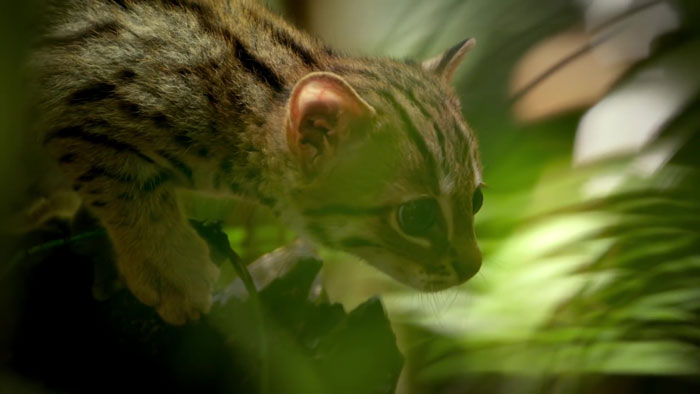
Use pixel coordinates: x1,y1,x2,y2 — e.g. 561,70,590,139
1,1,698,393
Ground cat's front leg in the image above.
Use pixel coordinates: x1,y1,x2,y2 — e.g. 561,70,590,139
48,143,219,323
102,186,220,324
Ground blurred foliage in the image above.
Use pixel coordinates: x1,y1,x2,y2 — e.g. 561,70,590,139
2,1,700,394
3,222,402,394
283,0,700,393
298,1,700,393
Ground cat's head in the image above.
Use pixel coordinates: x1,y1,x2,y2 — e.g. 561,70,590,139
282,39,482,291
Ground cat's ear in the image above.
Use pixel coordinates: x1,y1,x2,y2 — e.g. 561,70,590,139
286,72,375,173
422,38,476,83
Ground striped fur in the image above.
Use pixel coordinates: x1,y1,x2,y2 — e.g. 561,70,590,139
31,0,482,323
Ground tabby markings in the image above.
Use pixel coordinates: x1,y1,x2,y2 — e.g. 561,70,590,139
58,153,77,164
113,172,170,199
118,100,142,118
76,166,135,183
325,65,445,189
173,133,194,148
149,0,287,92
270,28,318,67
243,6,319,67
433,122,450,174
45,126,155,164
118,69,137,81
233,40,285,93
108,0,130,11
405,88,450,174
141,172,171,193
380,91,441,195
151,113,172,129
68,83,116,105
157,150,194,183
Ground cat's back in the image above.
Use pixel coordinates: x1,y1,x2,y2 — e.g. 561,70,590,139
34,1,237,124
37,0,281,70
32,0,324,132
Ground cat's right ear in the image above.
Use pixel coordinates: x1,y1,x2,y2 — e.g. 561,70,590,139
422,38,476,83
286,72,375,174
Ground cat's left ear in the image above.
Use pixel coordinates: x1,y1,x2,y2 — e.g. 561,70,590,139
422,38,476,83
286,72,375,173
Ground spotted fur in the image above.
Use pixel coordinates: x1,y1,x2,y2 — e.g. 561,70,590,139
31,0,483,323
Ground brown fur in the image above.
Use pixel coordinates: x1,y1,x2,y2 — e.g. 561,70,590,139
31,0,483,324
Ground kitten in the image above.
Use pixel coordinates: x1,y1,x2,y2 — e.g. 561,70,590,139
31,0,483,324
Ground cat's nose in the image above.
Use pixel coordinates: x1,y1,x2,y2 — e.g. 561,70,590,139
450,244,482,282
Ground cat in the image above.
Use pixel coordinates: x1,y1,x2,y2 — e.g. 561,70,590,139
30,0,484,324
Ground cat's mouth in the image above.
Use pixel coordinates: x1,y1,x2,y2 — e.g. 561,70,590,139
418,260,480,292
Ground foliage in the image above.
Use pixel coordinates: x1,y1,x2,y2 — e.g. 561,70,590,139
3,222,402,394
345,0,700,392
2,1,700,393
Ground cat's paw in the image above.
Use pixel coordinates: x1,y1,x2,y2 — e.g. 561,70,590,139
118,234,220,325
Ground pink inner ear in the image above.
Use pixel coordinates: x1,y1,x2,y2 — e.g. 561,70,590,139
290,79,355,131
287,74,374,170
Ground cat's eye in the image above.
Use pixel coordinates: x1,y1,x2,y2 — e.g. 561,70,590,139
473,187,483,214
397,198,440,236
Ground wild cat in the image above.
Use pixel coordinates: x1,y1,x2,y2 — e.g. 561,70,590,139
31,0,483,324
